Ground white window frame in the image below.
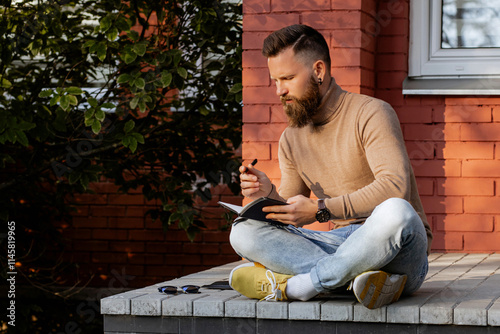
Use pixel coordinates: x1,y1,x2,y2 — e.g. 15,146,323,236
405,0,500,95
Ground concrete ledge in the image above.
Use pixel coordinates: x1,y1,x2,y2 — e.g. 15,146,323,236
103,316,500,334
101,253,500,333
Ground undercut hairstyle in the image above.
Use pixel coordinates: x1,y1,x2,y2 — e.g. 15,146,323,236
262,24,331,69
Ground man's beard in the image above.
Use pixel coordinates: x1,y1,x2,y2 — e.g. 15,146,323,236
281,76,322,128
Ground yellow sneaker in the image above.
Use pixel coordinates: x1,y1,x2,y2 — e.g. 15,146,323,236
349,270,407,309
229,262,292,301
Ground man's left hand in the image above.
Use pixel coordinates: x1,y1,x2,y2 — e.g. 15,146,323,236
262,195,318,227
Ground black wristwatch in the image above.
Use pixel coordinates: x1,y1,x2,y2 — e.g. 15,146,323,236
315,199,331,223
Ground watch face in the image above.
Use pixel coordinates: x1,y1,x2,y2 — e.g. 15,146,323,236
316,210,330,222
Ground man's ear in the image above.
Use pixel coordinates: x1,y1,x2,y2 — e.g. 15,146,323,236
312,60,326,81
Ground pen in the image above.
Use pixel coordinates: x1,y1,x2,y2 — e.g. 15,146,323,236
243,159,258,173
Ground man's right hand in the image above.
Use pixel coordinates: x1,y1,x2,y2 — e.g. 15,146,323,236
239,164,273,200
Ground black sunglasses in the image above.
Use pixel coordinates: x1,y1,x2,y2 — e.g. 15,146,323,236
158,285,200,294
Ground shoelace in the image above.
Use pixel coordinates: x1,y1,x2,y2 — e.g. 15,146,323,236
262,270,282,301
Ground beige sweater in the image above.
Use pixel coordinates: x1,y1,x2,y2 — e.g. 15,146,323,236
268,80,433,254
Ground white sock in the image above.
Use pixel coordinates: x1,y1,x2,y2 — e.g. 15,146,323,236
285,273,318,301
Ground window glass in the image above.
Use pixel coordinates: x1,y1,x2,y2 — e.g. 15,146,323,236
405,0,500,94
442,0,500,48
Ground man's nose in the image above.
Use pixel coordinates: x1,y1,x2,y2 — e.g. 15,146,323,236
276,83,288,97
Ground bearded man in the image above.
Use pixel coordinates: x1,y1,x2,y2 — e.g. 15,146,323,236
229,24,432,309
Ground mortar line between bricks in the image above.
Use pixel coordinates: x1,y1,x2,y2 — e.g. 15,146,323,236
450,259,499,311
485,264,500,310
419,254,491,317
424,253,468,280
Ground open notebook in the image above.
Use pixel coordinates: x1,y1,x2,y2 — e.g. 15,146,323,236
218,197,288,225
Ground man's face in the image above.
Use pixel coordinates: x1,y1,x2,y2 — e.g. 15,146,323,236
281,75,321,128
268,47,321,128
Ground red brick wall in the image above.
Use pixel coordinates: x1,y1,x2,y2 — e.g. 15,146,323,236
242,0,500,252
63,182,241,288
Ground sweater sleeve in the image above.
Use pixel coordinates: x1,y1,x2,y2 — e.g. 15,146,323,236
326,100,411,219
276,130,311,201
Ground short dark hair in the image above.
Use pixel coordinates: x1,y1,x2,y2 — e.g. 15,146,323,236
262,24,331,69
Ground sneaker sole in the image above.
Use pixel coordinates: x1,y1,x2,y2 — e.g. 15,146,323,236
353,271,407,309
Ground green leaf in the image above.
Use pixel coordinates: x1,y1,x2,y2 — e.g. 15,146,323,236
199,105,210,116
80,173,90,190
168,212,182,225
124,52,137,64
38,89,53,98
133,78,146,89
178,211,192,230
91,119,101,134
131,132,145,144
162,203,174,212
130,97,139,109
4,129,15,143
117,74,132,84
28,40,41,56
60,95,70,111
90,42,99,53
134,78,145,89
157,53,167,64
42,105,52,115
18,121,36,131
138,100,147,113
107,27,119,41
186,226,199,242
68,171,81,185
66,87,83,95
88,97,98,107
128,137,137,153
99,16,112,32
97,43,107,61
84,108,95,120
15,130,29,147
124,119,135,133
228,83,243,94
173,51,182,66
115,17,130,31
50,95,59,106
95,108,105,122
68,95,78,106
132,43,147,56
83,40,96,48
1,154,15,167
160,72,172,88
101,102,115,109
84,117,94,127
1,77,12,89
177,67,188,79
127,30,140,41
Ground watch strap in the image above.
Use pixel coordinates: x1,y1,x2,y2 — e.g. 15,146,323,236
318,198,326,210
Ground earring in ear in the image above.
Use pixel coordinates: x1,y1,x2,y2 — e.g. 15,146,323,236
318,78,323,86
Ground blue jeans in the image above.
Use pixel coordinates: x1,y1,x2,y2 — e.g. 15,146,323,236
230,198,429,295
